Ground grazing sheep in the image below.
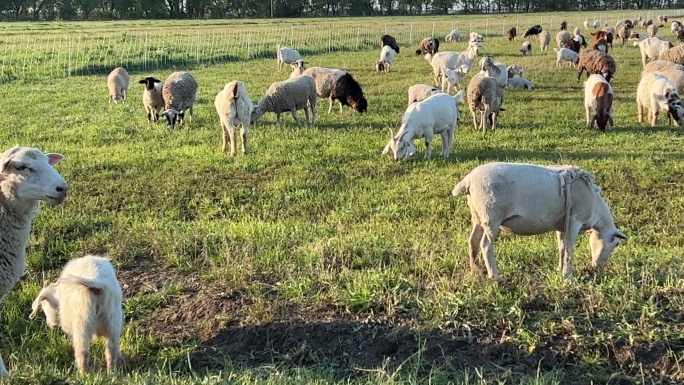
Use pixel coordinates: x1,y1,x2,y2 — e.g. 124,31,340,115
507,65,524,78
556,31,571,48
251,75,317,126
639,38,675,66
573,34,587,47
377,45,397,73
523,25,542,39
642,60,684,95
379,34,400,54
29,255,123,374
467,74,505,132
658,15,665,23
560,20,567,31
592,38,609,53
521,40,532,56
214,81,252,156
445,29,462,42
0,146,68,378
415,37,440,56
577,49,617,83
584,74,614,132
107,67,129,104
616,24,632,45
138,77,164,123
451,162,627,281
329,74,368,114
672,21,682,34
276,44,301,72
565,38,581,53
161,71,198,129
554,47,580,68
382,91,465,161
593,19,601,29
507,27,517,41
583,19,590,29
539,31,551,50
636,71,684,127
574,26,581,36
624,19,634,29
441,64,469,94
658,44,684,65
425,44,479,86
407,84,442,106
506,77,535,90
289,59,307,73
647,24,659,37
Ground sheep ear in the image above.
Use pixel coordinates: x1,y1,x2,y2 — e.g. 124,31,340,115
138,79,146,84
45,153,64,166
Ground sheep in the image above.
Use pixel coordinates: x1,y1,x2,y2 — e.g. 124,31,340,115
636,71,684,127
639,38,675,66
554,47,580,68
507,65,524,78
276,44,301,72
106,67,129,104
415,37,439,56
584,74,614,132
0,146,68,378
629,32,649,42
523,25,542,39
583,19,590,29
520,40,532,56
382,91,465,161
425,44,479,86
379,34,400,54
592,38,609,53
635,15,643,23
593,19,602,29
658,15,666,23
506,77,535,90
295,66,367,113
616,19,624,29
251,75,317,126
658,44,684,65
560,20,567,31
138,77,164,123
451,162,627,281
289,59,308,73
556,31,571,48
214,81,252,156
647,24,659,38
616,24,632,45
672,21,682,34
407,84,442,106
469,32,484,43
29,255,123,374
642,60,684,97
624,19,634,29
679,30,684,43
507,27,517,41
539,31,551,50
574,26,581,36
479,56,507,88
565,38,581,53
445,29,462,42
467,74,505,132
441,64,469,94
573,34,587,47
577,49,617,83
161,71,198,129
377,45,396,73
591,30,614,47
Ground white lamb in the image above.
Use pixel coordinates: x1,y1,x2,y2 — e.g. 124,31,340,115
30,255,123,374
636,71,684,127
441,64,469,94
407,84,442,106
377,45,396,73
638,37,675,67
554,47,580,68
276,44,301,72
214,81,253,156
107,67,129,104
425,43,479,86
584,74,614,131
507,65,524,78
452,162,627,281
382,91,466,161
251,75,317,126
445,28,462,42
506,77,535,90
0,146,68,378
479,56,507,89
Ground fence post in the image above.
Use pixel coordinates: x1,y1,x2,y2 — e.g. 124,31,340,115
144,34,148,71
486,19,488,37
196,32,200,65
516,18,519,31
291,26,294,47
68,35,72,77
409,22,413,44
328,28,331,53
432,22,435,37
247,31,251,59
356,26,360,50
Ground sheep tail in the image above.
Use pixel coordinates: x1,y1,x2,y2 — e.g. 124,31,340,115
452,176,469,196
59,274,107,295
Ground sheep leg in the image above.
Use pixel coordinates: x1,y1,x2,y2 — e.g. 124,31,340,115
290,109,302,126
104,334,121,371
310,101,318,126
187,106,193,123
468,221,485,275
491,111,498,131
338,99,343,113
440,130,450,158
304,107,311,127
560,221,582,279
276,113,282,125
72,332,92,373
585,107,593,129
225,125,236,156
483,108,491,132
240,123,248,154
0,353,8,377
651,110,658,127
424,139,432,159
637,102,644,123
480,225,502,281
470,106,478,131
328,97,334,114
556,231,565,271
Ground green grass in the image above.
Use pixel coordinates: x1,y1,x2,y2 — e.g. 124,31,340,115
1,9,684,385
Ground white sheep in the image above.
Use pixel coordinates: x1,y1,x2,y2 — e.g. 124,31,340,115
539,31,551,50
593,19,602,29
478,56,507,89
161,71,198,129
642,60,684,94
452,162,626,281
671,21,682,34
638,38,675,67
441,65,469,94
0,146,68,378
469,32,484,43
276,44,301,72
520,40,532,56
138,77,164,123
636,71,684,127
584,74,614,131
29,255,123,374
251,75,317,126
425,43,479,86
506,77,535,90
377,45,396,73
382,91,465,161
556,31,571,48
583,19,590,29
107,67,129,104
573,26,581,36
407,84,442,106
445,28,462,42
214,81,252,156
467,73,505,132
554,47,580,68
507,65,524,78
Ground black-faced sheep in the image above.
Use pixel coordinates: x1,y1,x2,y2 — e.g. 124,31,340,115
138,77,164,123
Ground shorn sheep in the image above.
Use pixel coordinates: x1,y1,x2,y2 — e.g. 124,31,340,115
577,49,617,83
639,38,675,66
636,71,684,127
276,44,301,72
643,60,684,94
520,40,532,56
407,84,442,106
214,81,252,156
467,74,505,132
379,34,400,54
415,37,439,56
507,27,517,41
376,45,397,73
138,77,164,123
554,47,580,68
251,75,317,126
107,67,129,104
161,71,198,129
451,162,626,281
29,255,123,374
0,146,68,377
584,74,614,132
658,44,684,65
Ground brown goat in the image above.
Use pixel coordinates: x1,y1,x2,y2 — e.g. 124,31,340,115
508,27,517,41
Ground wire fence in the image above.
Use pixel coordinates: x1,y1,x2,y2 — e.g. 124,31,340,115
1,10,682,82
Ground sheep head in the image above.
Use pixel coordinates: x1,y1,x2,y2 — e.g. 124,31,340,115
664,90,684,126
138,77,162,91
382,128,415,161
0,146,68,205
29,282,60,328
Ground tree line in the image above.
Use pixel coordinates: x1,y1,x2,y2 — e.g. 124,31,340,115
0,0,679,21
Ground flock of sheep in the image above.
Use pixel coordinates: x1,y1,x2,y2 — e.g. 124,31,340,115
2,12,684,378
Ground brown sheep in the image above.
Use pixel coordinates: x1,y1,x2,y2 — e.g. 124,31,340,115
415,37,439,56
560,20,567,31
590,30,613,47
379,35,400,54
508,27,517,41
617,25,632,45
577,49,617,83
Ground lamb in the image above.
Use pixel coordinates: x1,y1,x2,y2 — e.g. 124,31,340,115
520,40,532,56
251,75,317,126
441,65,469,94
214,81,252,156
556,31,571,48
29,255,123,374
276,44,301,72
0,146,68,378
647,24,659,38
577,49,617,83
382,91,465,161
451,162,627,281
658,44,684,65
479,56,508,88
639,38,675,66
672,21,682,34
507,65,524,78
379,34,400,54
523,25,542,39
539,31,551,50
407,84,442,106
636,71,684,127
554,47,580,68
616,24,632,45
138,77,164,123
106,67,129,104
467,74,505,132
642,60,684,95
425,44,479,86
507,27,517,41
445,29,462,42
560,20,567,31
377,45,397,73
584,74,614,132
415,37,440,56
295,67,367,113
161,71,198,129
506,77,535,90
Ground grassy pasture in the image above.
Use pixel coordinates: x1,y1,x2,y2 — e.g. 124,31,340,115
2,10,684,385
